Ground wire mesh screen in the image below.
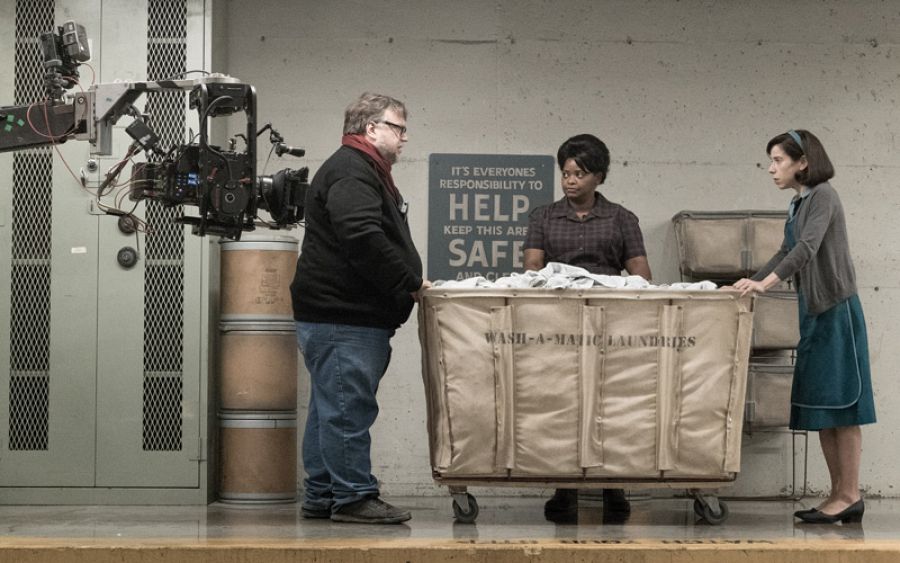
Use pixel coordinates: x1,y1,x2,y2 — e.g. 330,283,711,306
8,0,54,451
142,0,188,451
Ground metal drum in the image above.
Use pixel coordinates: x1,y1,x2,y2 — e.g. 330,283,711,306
219,321,298,411
220,237,298,322
218,412,297,503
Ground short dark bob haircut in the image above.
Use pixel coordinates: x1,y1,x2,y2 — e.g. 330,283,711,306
766,129,834,187
557,134,610,184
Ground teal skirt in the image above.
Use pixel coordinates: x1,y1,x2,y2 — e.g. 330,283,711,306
790,293,876,430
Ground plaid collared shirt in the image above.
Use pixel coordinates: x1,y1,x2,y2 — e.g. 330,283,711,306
524,193,647,275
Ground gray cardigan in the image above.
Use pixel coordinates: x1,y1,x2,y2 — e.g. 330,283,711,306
752,182,857,315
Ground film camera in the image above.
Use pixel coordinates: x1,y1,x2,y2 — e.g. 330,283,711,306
128,82,309,239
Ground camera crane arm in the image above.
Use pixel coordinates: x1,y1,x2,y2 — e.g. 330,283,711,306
0,74,246,156
0,100,84,152
0,20,90,154
0,21,308,240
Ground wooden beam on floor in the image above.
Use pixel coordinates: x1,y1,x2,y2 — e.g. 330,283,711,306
2,538,900,563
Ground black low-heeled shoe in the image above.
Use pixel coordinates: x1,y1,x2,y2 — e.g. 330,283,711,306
793,507,818,518
796,499,864,524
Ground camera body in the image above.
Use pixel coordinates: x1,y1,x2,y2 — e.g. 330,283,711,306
128,82,309,239
131,146,308,237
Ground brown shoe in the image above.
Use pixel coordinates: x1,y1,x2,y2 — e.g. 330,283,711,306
331,497,411,524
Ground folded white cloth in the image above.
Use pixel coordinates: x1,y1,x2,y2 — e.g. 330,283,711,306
433,262,718,290
491,271,544,288
657,280,718,291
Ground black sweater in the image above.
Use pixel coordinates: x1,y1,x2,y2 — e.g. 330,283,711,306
290,145,423,329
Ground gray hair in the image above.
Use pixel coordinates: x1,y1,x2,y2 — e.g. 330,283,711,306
343,92,408,135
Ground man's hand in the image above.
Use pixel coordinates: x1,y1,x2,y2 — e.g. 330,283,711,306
412,279,433,302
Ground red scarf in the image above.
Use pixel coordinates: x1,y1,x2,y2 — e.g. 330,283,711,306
341,134,402,205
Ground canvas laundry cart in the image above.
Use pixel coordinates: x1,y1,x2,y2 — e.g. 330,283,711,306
419,288,754,524
671,210,787,282
672,209,802,447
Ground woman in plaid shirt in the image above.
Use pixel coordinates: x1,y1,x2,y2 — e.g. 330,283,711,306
524,134,652,521
524,134,651,279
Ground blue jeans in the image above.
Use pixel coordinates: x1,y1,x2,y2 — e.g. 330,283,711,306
295,321,394,511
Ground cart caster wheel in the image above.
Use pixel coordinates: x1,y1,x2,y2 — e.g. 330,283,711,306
452,493,479,523
693,497,729,525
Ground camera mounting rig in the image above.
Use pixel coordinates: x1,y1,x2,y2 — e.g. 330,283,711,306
0,21,308,240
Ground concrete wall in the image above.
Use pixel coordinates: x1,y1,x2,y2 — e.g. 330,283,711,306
215,0,900,498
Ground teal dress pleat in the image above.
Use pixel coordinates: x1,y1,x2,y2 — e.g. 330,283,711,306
785,215,877,430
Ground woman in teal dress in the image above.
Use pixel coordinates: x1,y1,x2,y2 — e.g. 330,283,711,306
734,129,876,524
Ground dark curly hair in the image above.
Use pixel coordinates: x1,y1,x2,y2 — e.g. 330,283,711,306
556,134,610,184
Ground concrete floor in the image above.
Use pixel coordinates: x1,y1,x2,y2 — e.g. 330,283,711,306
1,495,898,539
0,495,898,562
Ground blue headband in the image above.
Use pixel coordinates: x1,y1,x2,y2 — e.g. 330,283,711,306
787,129,804,152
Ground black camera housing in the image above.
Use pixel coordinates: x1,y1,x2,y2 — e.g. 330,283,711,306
40,21,90,99
129,82,307,239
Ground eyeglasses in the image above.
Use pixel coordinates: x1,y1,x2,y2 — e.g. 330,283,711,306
378,120,407,136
